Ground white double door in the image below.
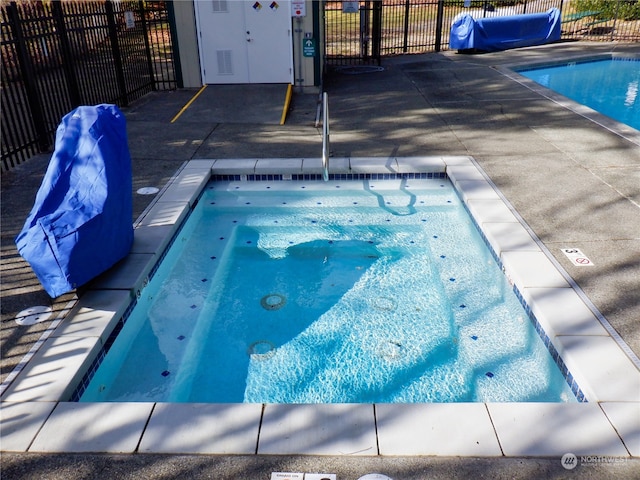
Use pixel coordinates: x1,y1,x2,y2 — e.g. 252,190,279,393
195,0,293,84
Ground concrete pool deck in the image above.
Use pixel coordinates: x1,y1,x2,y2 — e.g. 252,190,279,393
1,42,639,478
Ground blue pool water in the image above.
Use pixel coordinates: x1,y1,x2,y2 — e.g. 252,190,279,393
519,58,640,130
79,178,577,403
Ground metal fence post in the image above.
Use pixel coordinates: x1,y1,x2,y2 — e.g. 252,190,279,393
52,0,82,108
138,1,157,92
166,0,183,89
105,0,128,106
6,1,50,152
402,0,410,53
372,0,382,63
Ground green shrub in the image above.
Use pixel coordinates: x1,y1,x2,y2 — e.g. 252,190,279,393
573,0,640,21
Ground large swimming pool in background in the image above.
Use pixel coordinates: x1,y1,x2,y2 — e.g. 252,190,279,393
518,58,640,130
78,178,577,404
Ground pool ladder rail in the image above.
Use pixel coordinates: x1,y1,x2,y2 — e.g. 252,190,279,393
322,92,329,181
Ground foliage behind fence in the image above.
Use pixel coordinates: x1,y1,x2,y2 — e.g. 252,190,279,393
1,0,176,171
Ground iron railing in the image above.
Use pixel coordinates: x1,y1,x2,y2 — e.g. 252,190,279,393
1,0,176,171
325,0,640,65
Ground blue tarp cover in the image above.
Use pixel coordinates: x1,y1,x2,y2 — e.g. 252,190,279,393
16,104,133,298
450,8,561,52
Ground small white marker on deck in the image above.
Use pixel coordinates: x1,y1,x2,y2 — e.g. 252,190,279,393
271,474,304,480
561,248,594,267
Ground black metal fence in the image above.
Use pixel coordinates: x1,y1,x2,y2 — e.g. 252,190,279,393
1,0,176,171
325,0,640,65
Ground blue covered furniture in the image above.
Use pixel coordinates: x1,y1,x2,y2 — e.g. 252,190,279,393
450,8,562,52
16,104,133,298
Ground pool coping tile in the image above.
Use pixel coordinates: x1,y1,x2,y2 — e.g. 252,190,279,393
454,179,502,202
376,403,502,456
255,158,304,174
396,156,448,172
599,402,640,457
28,402,154,453
1,336,102,402
521,287,610,337
481,222,541,256
501,251,571,289
136,201,191,228
258,404,377,456
487,403,629,457
349,157,400,174
466,198,520,224
0,401,57,452
553,335,640,402
130,224,178,256
446,165,488,183
139,403,263,454
87,252,156,292
51,289,132,342
158,167,211,206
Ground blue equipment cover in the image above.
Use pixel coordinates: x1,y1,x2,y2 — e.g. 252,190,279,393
450,8,561,52
16,104,133,298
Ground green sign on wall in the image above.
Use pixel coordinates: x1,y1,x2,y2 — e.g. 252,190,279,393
302,38,316,57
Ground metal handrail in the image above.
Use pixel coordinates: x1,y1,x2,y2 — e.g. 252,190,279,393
321,92,329,181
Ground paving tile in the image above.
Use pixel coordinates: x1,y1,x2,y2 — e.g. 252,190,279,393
600,402,640,457
52,289,131,341
29,402,153,453
258,404,377,455
139,403,262,454
501,251,570,289
554,335,640,402
488,403,629,456
376,403,502,456
0,401,56,452
522,287,609,337
1,336,101,402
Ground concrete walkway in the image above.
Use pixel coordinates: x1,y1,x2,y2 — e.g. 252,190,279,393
1,41,639,479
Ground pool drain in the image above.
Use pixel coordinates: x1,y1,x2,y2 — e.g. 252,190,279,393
247,340,276,359
370,296,397,311
378,341,403,360
260,293,286,310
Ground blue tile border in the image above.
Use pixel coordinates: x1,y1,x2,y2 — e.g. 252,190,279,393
233,172,447,182
457,190,587,403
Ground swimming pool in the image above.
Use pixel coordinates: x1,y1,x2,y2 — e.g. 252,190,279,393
78,177,577,403
517,57,640,130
